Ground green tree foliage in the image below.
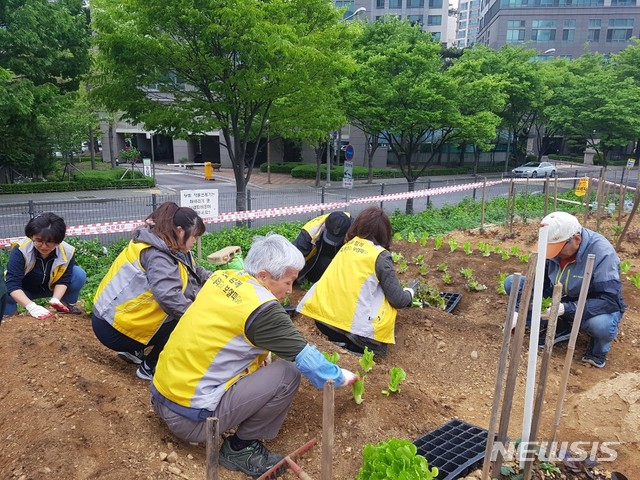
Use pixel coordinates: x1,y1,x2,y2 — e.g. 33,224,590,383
90,0,354,211
0,0,91,181
342,19,503,213
545,52,640,164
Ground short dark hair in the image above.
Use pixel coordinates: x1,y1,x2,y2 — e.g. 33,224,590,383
25,213,67,244
146,202,206,251
346,207,392,250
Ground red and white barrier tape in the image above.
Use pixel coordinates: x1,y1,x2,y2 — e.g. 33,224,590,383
3,176,624,247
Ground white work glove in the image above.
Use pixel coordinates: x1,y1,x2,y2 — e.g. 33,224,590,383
340,368,358,387
49,297,70,313
261,352,273,368
403,287,415,298
510,311,518,332
26,302,52,320
541,303,565,320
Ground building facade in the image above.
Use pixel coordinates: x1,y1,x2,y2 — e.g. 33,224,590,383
477,0,640,57
456,0,482,47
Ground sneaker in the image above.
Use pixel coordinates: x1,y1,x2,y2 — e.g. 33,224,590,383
219,437,283,478
118,350,145,365
581,353,606,368
538,328,571,348
135,361,154,381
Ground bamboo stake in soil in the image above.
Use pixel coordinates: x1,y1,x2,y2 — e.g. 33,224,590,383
553,175,558,212
492,256,538,478
321,380,335,480
523,283,563,480
615,186,640,250
481,177,487,230
206,417,220,480
481,273,521,480
550,255,595,445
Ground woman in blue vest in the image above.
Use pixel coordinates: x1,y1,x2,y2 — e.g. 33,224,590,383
5,213,86,320
92,202,212,380
297,207,414,356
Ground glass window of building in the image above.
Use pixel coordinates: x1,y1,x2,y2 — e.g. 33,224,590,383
429,0,444,7
531,20,557,42
377,0,385,7
407,0,425,6
611,0,636,5
459,20,467,28
562,19,576,42
431,32,442,42
389,0,402,7
408,14,424,25
587,19,601,42
506,19,525,44
607,19,633,42
428,15,442,25
460,1,468,7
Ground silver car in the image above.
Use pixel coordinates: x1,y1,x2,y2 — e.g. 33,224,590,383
512,161,556,178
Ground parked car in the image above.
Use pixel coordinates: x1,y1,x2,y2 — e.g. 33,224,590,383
511,161,556,178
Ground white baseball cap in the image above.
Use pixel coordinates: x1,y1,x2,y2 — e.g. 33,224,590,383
540,211,582,259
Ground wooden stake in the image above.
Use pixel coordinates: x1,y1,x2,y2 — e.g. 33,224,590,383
480,177,487,230
595,168,606,232
582,179,592,226
544,178,550,217
553,175,558,211
206,417,220,480
321,380,335,480
481,273,521,480
492,256,538,478
523,283,563,480
550,255,595,445
615,186,640,250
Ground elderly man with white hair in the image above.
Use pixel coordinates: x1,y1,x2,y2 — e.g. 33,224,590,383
150,233,357,478
505,211,625,369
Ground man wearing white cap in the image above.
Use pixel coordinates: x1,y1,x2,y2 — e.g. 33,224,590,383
505,211,625,368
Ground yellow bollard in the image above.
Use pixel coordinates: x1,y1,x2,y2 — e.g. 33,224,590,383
204,161,213,181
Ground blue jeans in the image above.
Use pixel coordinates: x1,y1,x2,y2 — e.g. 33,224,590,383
504,274,622,358
5,265,87,315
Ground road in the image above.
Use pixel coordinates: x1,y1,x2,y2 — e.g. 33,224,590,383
0,163,633,243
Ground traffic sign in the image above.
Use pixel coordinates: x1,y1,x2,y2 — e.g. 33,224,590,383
344,144,354,161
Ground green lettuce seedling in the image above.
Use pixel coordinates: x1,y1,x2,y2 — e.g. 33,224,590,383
359,347,375,373
352,374,365,405
382,367,406,395
322,351,340,364
356,438,439,480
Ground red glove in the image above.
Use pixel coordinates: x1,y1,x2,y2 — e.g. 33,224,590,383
50,297,69,313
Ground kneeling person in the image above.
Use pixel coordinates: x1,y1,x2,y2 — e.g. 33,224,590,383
150,233,356,478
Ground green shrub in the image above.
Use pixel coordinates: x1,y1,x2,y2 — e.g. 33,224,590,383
259,162,305,174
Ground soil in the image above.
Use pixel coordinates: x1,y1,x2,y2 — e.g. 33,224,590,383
1,213,639,480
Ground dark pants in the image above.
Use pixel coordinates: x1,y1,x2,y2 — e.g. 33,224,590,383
91,313,178,369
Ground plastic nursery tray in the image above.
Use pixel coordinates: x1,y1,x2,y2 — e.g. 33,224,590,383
423,292,462,314
413,419,488,480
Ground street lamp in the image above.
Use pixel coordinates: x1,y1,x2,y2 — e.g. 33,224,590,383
543,48,556,55
343,7,366,21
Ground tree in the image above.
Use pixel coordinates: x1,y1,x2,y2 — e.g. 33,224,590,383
342,19,503,213
91,0,354,211
0,0,91,181
545,53,640,164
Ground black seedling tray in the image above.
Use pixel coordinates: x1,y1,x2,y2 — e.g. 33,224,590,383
440,292,461,313
284,306,298,317
413,419,487,480
423,292,462,313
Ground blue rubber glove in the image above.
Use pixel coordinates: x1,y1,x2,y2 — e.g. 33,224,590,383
295,344,346,389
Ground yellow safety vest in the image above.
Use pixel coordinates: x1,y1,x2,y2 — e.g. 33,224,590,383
153,270,271,411
93,241,188,344
298,236,396,344
15,238,74,289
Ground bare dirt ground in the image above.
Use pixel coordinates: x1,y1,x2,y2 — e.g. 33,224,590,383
1,213,638,480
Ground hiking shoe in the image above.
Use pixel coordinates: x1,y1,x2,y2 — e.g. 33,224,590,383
538,328,571,348
118,350,145,365
219,437,283,478
582,354,606,368
135,361,154,381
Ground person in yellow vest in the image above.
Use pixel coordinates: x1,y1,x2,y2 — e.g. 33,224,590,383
5,213,87,320
297,206,414,356
151,233,357,478
292,211,351,284
92,202,212,380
